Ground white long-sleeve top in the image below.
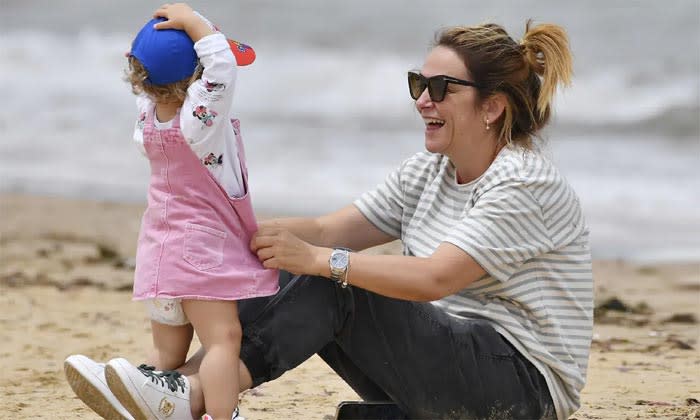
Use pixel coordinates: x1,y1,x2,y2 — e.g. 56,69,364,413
133,33,244,198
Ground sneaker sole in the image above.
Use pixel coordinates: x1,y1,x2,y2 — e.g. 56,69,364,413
105,363,151,420
64,359,131,420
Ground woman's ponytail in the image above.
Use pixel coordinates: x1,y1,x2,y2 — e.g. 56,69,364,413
437,20,573,148
521,20,573,120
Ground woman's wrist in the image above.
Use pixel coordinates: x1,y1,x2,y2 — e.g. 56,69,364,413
314,247,333,278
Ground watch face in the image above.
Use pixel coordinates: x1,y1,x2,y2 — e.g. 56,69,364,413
331,252,348,269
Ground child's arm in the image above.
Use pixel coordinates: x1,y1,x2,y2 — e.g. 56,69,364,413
175,10,242,197
152,3,214,42
180,33,237,146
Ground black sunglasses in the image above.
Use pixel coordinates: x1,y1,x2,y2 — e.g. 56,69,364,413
407,71,480,102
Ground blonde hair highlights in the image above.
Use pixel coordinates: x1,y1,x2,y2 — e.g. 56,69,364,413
521,19,573,120
125,56,203,104
436,20,573,148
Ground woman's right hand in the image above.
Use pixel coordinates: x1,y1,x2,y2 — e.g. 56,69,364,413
250,225,331,277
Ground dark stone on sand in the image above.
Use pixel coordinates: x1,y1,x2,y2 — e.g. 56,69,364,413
596,297,629,312
663,313,698,324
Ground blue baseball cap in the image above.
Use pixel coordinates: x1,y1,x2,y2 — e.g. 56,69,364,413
131,18,198,85
130,17,257,86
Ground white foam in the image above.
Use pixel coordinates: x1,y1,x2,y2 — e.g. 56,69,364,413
1,30,698,262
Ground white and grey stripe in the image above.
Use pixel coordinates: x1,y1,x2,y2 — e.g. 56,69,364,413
354,147,593,420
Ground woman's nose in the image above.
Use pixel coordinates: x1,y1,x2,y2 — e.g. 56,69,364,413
415,88,433,109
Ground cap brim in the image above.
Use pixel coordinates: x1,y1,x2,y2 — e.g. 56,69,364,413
228,39,255,66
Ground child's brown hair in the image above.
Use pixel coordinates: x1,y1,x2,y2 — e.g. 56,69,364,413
126,56,203,103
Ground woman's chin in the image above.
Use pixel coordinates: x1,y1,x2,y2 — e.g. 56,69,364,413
423,127,449,153
424,137,444,154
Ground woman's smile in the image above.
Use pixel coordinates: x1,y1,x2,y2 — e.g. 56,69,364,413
423,117,446,132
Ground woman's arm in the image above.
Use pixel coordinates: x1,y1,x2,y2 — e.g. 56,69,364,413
251,214,486,301
337,243,486,301
259,205,395,251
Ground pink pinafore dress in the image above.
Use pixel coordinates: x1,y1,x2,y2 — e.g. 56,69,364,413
133,106,279,301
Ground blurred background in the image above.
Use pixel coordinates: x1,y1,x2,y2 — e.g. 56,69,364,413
1,0,698,262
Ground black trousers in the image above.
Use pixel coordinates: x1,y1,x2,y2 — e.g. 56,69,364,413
238,271,555,420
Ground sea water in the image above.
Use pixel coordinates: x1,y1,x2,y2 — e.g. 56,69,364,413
1,0,698,262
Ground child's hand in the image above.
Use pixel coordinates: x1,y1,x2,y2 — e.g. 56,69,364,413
152,3,197,31
152,3,214,42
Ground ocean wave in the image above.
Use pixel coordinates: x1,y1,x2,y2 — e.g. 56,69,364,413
2,31,698,136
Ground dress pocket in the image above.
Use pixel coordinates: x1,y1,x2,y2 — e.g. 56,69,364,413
183,223,227,271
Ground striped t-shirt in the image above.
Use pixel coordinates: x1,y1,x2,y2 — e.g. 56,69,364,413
354,147,593,420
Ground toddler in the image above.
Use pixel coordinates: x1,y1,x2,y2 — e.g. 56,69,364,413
105,4,278,419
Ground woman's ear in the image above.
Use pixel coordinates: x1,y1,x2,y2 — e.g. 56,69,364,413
482,93,507,124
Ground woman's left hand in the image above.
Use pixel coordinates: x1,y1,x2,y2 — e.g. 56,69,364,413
251,226,326,275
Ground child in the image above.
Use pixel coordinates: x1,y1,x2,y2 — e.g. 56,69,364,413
105,4,278,419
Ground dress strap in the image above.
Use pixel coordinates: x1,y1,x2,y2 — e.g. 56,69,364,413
231,119,248,185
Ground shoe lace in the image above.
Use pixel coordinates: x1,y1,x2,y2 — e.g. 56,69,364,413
137,364,186,393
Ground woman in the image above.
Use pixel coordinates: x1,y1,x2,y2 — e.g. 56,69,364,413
67,20,590,420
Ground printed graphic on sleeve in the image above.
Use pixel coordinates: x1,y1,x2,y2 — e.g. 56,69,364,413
193,105,218,128
203,153,223,167
137,112,146,130
203,79,225,92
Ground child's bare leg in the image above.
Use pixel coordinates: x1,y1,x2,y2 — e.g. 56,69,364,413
144,298,193,370
182,299,241,420
179,348,253,418
147,320,193,371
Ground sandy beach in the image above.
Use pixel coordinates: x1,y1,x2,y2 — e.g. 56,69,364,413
1,193,699,419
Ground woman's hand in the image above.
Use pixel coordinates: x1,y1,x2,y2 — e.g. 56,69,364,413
251,226,328,276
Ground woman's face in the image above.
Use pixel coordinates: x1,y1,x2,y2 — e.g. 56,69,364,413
415,45,482,156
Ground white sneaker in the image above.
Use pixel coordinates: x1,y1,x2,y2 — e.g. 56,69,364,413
106,358,193,420
64,354,135,420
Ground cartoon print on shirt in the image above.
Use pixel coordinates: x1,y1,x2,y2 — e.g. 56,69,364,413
203,79,225,92
203,153,223,167
137,112,147,130
193,105,218,128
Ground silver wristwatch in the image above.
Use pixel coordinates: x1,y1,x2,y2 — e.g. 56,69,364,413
329,248,351,288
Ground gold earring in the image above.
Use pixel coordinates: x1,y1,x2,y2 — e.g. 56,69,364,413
485,117,490,130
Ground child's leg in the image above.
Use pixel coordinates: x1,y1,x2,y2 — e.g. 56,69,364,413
144,298,194,371
182,299,241,420
148,320,193,371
